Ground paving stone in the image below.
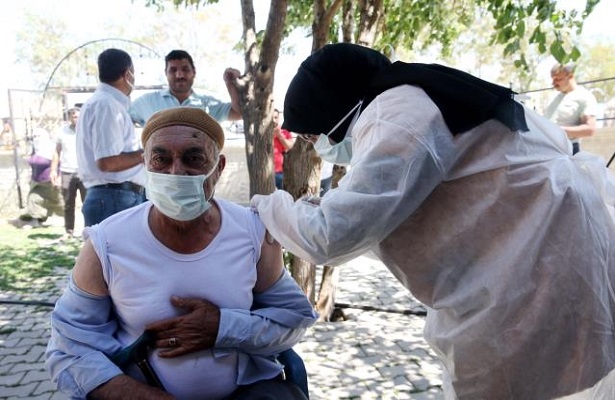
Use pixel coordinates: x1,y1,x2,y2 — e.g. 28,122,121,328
0,344,30,356
1,381,38,397
0,370,25,385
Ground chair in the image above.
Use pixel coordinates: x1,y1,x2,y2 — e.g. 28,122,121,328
279,348,309,398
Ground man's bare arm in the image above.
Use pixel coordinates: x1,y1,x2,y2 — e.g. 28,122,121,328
223,68,242,121
72,242,173,399
253,230,285,293
96,150,144,173
563,114,597,139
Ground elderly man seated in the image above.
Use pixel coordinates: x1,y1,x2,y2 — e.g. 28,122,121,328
46,107,317,400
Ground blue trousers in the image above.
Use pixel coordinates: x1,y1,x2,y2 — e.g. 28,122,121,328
82,186,145,227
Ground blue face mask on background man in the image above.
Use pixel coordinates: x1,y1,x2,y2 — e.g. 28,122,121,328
313,101,362,165
145,157,219,221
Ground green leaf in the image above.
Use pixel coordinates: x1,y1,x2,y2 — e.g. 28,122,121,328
549,40,566,63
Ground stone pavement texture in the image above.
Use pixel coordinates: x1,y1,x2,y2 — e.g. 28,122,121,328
0,228,444,400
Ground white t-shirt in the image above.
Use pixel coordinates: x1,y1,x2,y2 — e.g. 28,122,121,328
88,199,265,399
544,86,598,144
56,124,79,173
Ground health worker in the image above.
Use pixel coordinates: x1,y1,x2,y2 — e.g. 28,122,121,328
251,43,615,400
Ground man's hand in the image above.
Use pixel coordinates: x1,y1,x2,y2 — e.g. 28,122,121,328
223,68,241,85
49,169,61,187
145,296,221,358
273,126,283,139
223,68,243,120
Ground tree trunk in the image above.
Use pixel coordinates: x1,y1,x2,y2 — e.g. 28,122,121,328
315,164,346,321
283,139,321,301
291,256,317,305
281,0,345,299
356,0,383,46
342,0,354,42
239,0,288,198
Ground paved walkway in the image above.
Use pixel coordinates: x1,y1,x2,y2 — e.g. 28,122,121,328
0,221,444,400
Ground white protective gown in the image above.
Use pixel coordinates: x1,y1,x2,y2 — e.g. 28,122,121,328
252,85,615,399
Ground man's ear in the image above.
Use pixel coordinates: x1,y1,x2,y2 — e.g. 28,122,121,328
217,154,226,174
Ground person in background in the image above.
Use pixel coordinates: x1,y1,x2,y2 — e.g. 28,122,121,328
51,107,86,237
13,127,64,228
272,109,294,189
77,48,145,227
1,118,12,149
46,107,316,400
251,43,615,399
130,49,242,126
544,62,598,154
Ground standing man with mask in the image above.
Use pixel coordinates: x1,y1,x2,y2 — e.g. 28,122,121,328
544,62,598,154
77,48,145,227
130,49,242,126
251,43,615,399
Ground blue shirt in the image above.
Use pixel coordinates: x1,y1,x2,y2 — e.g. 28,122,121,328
130,88,232,126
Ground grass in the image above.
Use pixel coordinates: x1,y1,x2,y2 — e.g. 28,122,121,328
0,221,81,292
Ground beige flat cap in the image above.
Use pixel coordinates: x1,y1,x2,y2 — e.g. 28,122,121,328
141,107,225,149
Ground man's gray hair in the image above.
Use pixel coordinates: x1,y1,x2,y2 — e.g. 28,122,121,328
551,62,576,75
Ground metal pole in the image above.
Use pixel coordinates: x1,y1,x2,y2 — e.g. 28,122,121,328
8,89,23,208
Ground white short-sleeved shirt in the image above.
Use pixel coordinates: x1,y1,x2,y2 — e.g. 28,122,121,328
77,83,145,188
55,124,79,173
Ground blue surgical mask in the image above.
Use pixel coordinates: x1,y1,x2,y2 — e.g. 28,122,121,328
145,158,219,221
313,101,362,166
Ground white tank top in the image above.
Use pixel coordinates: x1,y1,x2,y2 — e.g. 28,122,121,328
87,199,265,399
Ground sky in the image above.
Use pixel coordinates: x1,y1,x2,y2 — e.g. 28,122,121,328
0,0,612,118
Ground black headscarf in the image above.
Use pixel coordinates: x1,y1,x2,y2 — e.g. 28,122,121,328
283,43,528,143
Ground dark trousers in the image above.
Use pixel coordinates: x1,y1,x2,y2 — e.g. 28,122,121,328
227,378,308,400
61,172,86,232
572,142,580,155
275,172,284,190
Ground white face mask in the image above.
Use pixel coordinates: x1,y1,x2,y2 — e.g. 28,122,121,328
313,101,362,166
126,70,136,91
145,158,219,221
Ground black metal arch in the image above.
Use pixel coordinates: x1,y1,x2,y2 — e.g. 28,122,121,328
39,38,162,111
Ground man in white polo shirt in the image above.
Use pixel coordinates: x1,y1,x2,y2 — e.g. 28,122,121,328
130,49,242,126
544,62,598,154
77,48,146,227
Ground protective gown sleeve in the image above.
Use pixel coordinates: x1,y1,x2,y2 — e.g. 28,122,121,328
45,276,124,399
251,95,449,266
214,270,318,356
